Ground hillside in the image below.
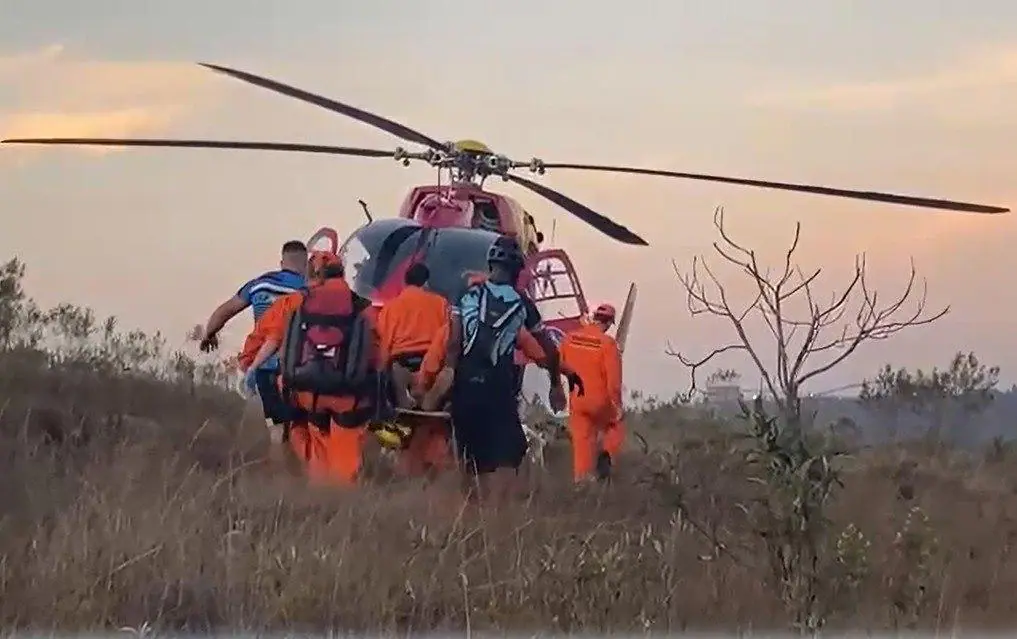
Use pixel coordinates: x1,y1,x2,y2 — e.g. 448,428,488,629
3,256,1017,633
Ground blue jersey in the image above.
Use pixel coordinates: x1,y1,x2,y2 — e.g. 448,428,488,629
237,269,306,371
453,281,528,370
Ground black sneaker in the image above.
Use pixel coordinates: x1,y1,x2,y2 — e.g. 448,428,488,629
595,451,612,481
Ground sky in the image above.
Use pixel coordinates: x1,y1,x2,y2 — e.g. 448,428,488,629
2,0,1016,399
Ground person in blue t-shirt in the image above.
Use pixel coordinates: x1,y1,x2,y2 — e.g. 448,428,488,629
198,240,308,445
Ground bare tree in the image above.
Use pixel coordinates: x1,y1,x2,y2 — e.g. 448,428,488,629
670,207,948,434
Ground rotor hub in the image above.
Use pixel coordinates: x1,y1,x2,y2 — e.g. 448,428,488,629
391,139,546,185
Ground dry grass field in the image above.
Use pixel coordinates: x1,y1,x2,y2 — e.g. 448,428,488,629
3,254,1017,634
3,345,1017,635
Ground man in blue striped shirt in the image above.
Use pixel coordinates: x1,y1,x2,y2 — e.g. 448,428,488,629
198,240,308,446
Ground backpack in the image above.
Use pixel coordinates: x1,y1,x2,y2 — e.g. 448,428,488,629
279,285,375,398
459,281,527,374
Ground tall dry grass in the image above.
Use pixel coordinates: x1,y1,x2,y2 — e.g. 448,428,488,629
3,351,1017,634
2,256,1017,633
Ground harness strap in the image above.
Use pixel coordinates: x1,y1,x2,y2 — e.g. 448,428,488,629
296,370,396,431
283,286,384,432
300,312,354,328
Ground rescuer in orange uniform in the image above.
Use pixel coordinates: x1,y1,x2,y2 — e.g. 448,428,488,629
376,262,455,476
243,250,384,486
559,302,625,482
377,262,451,409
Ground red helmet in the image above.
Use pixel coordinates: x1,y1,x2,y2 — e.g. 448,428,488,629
593,303,617,322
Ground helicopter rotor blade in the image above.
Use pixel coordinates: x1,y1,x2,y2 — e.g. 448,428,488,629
0,137,396,157
538,163,1009,214
199,63,446,150
506,173,648,246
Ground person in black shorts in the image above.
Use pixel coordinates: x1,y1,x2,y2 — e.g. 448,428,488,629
201,240,308,449
443,236,565,503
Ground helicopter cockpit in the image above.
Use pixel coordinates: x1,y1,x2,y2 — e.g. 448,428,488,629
471,199,502,233
337,218,504,305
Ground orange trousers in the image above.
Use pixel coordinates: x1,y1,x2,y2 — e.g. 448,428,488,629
567,408,625,482
287,423,367,486
283,389,372,486
395,416,453,477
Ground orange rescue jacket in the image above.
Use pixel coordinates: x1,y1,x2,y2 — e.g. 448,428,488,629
377,285,450,365
249,279,382,420
559,323,622,414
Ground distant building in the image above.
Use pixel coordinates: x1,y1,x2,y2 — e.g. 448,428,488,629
704,382,743,404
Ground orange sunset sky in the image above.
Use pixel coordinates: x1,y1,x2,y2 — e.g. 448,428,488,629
1,0,1014,397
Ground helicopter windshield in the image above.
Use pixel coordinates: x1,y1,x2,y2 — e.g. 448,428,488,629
338,219,503,304
339,218,421,297
419,226,504,301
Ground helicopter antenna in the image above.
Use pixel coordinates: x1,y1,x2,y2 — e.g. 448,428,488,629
358,199,372,222
550,218,557,247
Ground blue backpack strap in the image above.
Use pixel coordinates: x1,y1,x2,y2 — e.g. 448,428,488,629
487,285,525,363
466,282,525,365
459,281,487,357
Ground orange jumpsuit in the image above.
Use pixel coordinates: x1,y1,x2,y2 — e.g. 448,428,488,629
417,323,452,391
395,413,454,476
237,321,267,370
376,285,454,476
253,278,381,486
559,322,625,482
377,284,450,364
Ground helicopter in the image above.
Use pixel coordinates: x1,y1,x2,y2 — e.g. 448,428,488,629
2,62,1010,351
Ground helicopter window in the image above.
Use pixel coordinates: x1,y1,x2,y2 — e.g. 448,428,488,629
372,224,426,286
338,218,422,299
417,227,501,303
338,220,503,305
472,200,502,233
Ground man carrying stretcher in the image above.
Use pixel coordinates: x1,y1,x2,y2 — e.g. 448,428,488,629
240,250,387,486
376,262,450,409
414,236,566,503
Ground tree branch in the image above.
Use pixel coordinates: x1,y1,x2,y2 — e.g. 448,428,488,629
671,207,949,424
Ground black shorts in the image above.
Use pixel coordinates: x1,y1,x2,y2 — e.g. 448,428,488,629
450,369,527,475
392,351,425,373
254,369,297,425
513,364,524,398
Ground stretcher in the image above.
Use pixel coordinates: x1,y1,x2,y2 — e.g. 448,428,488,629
394,407,451,420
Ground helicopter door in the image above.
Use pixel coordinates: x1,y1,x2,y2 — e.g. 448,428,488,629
521,248,590,339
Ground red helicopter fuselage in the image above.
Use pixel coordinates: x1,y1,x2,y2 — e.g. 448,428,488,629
306,183,594,357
